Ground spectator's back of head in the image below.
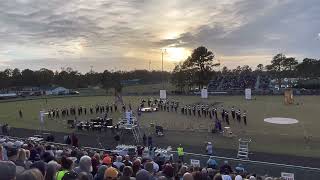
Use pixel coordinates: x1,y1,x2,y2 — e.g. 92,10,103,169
0,161,16,180
136,169,150,180
104,167,119,180
122,166,133,177
213,174,222,180
30,161,47,177
16,168,44,180
78,172,90,180
183,172,194,180
61,156,73,170
144,162,154,173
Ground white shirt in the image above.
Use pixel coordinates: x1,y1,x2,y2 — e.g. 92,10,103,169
222,175,232,180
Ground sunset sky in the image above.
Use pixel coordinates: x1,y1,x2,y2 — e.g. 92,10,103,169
0,0,319,72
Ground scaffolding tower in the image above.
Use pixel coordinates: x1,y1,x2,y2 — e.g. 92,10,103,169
237,138,251,159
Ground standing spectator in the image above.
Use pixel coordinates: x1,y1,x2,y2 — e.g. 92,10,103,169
177,144,184,162
147,136,153,149
206,142,213,155
71,133,79,147
142,134,147,147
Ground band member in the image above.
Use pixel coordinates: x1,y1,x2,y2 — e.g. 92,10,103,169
19,109,23,118
188,106,192,116
221,107,225,121
236,109,241,122
231,106,235,120
225,112,230,125
214,108,218,119
243,110,247,125
197,105,201,117
193,106,196,116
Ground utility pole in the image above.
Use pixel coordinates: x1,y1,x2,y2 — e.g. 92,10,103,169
161,49,166,89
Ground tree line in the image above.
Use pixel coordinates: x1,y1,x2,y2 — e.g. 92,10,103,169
0,46,319,91
0,68,170,90
171,47,320,91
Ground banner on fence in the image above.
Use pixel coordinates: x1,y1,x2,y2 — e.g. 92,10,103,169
245,88,252,100
190,159,200,167
201,88,208,99
281,172,294,180
160,90,166,99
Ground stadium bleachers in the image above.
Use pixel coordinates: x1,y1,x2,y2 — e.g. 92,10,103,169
208,75,262,91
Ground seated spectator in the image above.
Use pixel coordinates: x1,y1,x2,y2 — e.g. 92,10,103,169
102,156,112,167
0,160,16,180
104,167,119,180
183,172,193,180
119,166,135,180
207,156,218,169
136,169,151,180
94,165,107,180
235,163,245,174
45,161,61,180
56,156,74,180
220,161,232,174
74,155,94,180
30,161,47,177
113,156,124,170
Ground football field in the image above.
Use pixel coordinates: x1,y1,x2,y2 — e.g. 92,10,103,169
0,95,319,157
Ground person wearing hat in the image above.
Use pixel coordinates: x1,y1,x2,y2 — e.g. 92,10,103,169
104,167,119,180
102,156,112,167
206,142,213,155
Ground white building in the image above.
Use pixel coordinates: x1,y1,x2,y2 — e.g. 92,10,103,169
45,87,70,95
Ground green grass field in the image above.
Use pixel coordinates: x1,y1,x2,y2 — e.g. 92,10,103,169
0,95,319,157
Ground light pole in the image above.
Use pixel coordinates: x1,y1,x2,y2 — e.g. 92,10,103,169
161,49,166,89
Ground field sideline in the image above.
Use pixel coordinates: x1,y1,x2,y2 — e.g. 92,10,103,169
0,95,319,157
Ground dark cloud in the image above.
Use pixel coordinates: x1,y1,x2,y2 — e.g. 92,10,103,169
0,0,319,71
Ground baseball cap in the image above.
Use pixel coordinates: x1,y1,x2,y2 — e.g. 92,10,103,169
103,156,112,165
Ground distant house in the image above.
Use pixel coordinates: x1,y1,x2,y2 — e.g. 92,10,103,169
45,87,70,95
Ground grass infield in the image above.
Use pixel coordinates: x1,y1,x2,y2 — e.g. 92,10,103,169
0,95,319,157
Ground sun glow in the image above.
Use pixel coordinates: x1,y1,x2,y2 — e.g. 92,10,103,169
166,47,189,62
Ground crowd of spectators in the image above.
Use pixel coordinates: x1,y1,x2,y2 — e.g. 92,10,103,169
219,75,256,91
0,137,285,180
